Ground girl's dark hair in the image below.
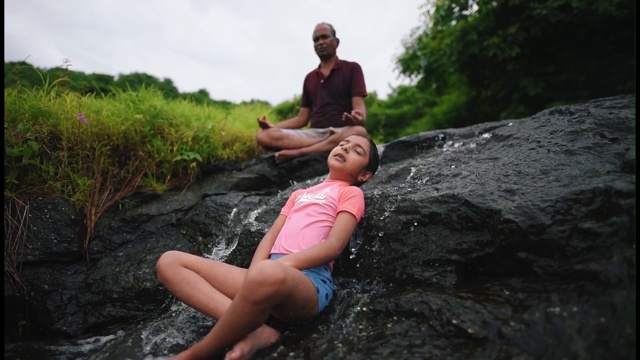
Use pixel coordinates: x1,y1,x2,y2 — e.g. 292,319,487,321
365,138,379,175
353,136,380,187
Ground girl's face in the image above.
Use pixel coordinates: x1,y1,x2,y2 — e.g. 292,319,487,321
327,135,373,184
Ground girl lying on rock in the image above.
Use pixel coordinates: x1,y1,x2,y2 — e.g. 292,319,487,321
156,134,380,360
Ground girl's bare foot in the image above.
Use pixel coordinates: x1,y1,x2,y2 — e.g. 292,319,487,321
224,325,280,360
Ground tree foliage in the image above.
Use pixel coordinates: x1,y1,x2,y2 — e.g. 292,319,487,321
4,61,237,109
371,0,635,141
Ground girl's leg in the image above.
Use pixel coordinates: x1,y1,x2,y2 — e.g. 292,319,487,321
156,250,247,319
157,250,282,359
172,259,319,360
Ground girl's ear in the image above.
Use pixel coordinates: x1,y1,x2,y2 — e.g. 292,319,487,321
357,170,373,184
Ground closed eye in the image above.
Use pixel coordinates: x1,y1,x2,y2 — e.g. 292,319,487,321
354,144,367,156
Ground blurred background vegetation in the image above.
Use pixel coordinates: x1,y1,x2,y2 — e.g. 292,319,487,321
4,0,634,257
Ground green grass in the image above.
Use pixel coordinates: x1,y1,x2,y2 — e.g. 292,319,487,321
4,74,275,258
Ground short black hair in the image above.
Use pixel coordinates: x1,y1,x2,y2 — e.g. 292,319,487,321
318,22,336,38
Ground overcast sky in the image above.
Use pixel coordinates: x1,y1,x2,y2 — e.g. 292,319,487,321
5,0,427,105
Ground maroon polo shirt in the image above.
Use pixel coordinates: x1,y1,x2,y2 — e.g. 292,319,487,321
301,58,368,128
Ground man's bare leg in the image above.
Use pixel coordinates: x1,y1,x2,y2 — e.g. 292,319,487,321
256,128,327,150
274,126,368,163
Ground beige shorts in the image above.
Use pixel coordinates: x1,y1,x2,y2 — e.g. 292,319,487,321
280,127,346,139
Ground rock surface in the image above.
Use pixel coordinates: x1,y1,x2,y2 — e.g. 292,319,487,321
4,95,635,359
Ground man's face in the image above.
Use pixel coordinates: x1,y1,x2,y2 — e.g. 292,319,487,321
312,24,338,60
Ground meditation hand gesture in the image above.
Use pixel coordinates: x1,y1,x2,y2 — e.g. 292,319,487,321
342,110,364,126
257,116,274,129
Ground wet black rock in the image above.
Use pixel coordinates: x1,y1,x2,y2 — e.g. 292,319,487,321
4,95,635,359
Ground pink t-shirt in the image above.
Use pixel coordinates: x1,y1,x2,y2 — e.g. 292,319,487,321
270,179,365,270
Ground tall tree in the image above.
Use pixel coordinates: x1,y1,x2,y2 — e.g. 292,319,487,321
396,0,635,129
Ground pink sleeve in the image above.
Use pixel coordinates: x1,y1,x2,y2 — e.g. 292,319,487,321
279,189,301,217
338,186,366,222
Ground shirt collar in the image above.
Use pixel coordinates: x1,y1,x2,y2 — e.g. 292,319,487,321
315,57,343,72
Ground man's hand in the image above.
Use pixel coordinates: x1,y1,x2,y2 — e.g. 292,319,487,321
257,116,273,129
342,109,365,126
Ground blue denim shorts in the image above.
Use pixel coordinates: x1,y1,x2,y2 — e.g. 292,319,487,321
269,253,334,314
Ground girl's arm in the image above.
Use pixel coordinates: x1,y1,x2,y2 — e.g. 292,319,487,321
249,214,287,267
276,211,358,270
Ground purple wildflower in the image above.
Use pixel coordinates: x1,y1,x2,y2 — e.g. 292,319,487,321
76,113,88,125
